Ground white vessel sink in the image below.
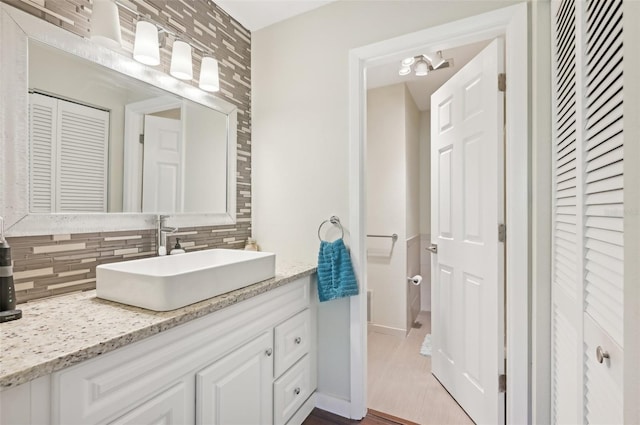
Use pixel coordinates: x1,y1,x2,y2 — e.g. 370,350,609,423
96,249,276,311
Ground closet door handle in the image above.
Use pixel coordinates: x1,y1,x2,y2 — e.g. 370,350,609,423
427,244,438,254
596,346,609,364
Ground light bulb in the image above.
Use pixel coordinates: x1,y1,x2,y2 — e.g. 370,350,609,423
170,40,193,80
90,0,122,49
199,57,220,92
415,58,429,76
133,21,160,66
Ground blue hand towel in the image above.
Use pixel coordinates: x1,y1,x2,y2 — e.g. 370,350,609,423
317,238,359,302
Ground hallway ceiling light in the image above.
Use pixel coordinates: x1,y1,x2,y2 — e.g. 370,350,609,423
170,40,193,80
414,57,429,76
90,0,122,49
133,21,160,66
398,52,453,77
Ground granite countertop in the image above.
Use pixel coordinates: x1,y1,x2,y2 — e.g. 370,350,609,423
0,260,316,389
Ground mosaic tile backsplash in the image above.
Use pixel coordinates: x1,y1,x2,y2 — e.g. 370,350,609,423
3,0,252,303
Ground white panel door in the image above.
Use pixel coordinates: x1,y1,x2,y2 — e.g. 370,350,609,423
430,38,505,425
142,115,182,213
196,331,273,425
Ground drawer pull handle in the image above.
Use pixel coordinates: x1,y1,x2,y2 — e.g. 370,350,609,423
294,336,302,344
265,348,273,357
596,346,610,364
294,387,301,395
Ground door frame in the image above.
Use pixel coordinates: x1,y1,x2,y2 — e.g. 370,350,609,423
347,4,530,423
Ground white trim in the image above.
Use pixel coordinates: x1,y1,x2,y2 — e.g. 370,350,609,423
314,392,352,418
367,324,406,338
348,4,530,423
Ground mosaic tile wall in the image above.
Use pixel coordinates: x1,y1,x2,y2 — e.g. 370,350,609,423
2,0,252,303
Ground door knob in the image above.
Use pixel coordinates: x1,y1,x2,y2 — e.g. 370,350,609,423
265,348,273,357
294,336,302,344
427,244,438,254
596,346,609,364
294,387,301,395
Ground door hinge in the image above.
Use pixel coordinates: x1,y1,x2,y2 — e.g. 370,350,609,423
139,134,145,144
499,374,506,393
498,73,506,92
498,224,506,242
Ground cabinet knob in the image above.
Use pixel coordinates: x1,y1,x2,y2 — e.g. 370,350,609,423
294,387,301,395
265,348,273,357
294,336,302,345
596,346,610,364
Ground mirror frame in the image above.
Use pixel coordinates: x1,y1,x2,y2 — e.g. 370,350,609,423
0,3,237,236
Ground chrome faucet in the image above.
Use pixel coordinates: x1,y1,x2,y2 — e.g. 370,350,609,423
157,215,178,256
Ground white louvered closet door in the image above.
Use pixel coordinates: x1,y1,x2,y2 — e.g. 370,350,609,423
29,93,57,213
28,94,109,213
551,1,624,424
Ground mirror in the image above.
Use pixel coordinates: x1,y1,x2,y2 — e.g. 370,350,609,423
0,3,237,236
29,41,229,214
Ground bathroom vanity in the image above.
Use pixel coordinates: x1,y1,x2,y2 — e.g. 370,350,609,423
0,262,317,425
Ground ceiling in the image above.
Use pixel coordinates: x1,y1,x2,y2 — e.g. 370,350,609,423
213,0,336,32
366,40,491,111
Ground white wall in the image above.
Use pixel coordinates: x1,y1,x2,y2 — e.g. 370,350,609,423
182,102,227,212
405,86,421,328
252,0,534,403
418,111,432,312
366,84,407,334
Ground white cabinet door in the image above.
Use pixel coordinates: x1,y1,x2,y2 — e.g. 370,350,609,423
196,331,273,425
430,38,505,424
109,382,190,425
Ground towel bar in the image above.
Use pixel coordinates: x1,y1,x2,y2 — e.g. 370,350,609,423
367,233,398,242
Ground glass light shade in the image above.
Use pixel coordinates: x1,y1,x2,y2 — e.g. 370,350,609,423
90,0,122,49
170,40,193,80
133,21,160,66
401,57,415,67
399,66,411,76
415,58,429,76
199,57,220,92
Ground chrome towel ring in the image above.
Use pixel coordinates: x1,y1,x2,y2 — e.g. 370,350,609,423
318,215,344,242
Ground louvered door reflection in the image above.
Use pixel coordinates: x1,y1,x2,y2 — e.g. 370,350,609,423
28,93,109,213
551,1,625,423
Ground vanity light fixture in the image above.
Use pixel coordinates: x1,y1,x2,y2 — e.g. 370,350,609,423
199,57,220,92
90,0,122,49
133,20,160,66
170,40,193,80
90,0,220,89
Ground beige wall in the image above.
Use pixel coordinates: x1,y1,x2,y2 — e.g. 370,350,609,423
252,0,527,402
366,84,408,333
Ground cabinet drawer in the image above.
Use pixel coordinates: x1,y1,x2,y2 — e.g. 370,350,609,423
273,355,311,425
274,308,310,376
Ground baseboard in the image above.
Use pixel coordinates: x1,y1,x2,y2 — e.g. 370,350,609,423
314,392,352,418
288,393,317,425
367,323,407,337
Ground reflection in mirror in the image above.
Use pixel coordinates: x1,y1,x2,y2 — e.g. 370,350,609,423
28,40,228,214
